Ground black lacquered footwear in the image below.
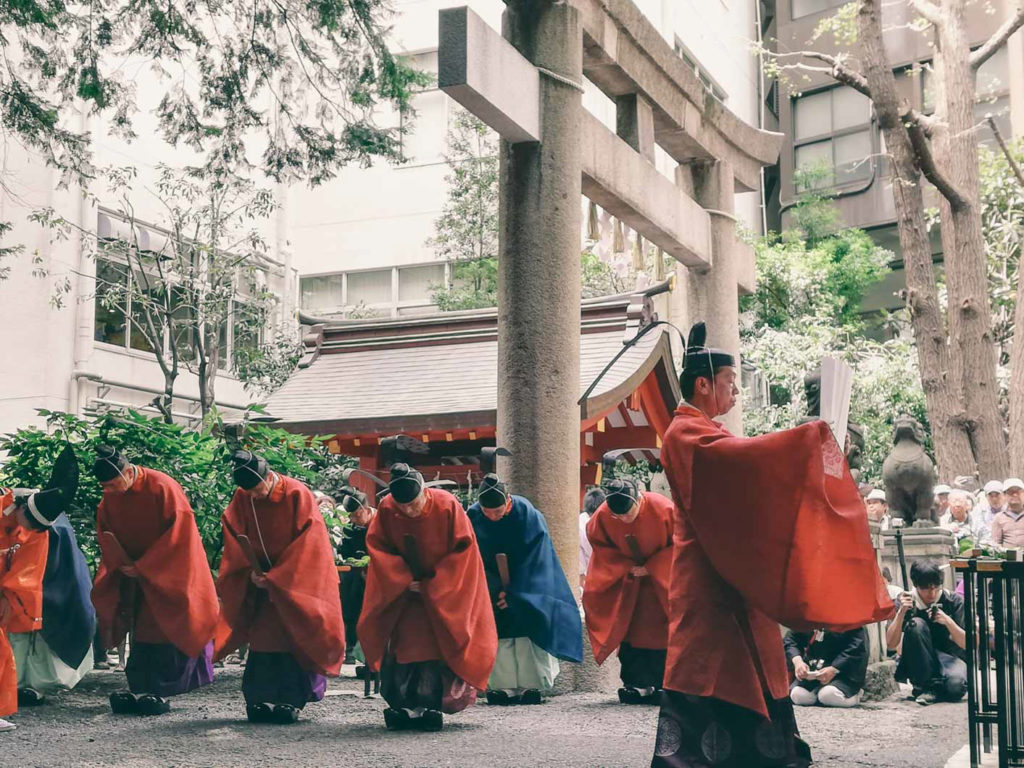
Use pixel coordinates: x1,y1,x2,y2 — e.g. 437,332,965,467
109,691,138,715
137,694,170,716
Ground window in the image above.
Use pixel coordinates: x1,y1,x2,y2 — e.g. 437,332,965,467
793,85,873,189
398,264,445,302
300,274,344,311
347,268,393,306
921,47,1011,144
93,213,268,373
791,0,846,19
673,39,728,104
94,259,128,346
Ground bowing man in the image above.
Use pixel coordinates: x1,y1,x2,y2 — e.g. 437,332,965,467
358,462,497,731
8,447,96,706
0,447,78,732
216,451,345,724
91,446,219,717
583,463,674,705
467,449,582,705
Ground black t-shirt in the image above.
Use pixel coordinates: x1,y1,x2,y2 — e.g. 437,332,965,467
900,590,966,661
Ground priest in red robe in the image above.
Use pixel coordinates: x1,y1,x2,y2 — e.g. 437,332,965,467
358,463,497,731
583,472,674,705
216,450,345,724
91,446,219,716
651,323,893,768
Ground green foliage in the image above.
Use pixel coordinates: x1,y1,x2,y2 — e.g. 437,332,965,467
741,194,891,332
428,107,499,311
0,409,354,571
1,0,426,187
978,142,1024,365
234,323,304,397
741,191,923,484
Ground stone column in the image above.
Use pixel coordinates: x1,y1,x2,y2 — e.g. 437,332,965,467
690,159,743,435
498,0,583,582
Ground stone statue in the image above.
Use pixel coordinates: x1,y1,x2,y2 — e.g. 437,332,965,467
882,414,937,526
800,367,865,481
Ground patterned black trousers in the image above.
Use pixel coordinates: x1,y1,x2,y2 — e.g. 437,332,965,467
651,689,812,767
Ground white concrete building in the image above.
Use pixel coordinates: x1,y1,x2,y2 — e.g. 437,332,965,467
291,0,769,318
0,0,767,436
0,70,297,435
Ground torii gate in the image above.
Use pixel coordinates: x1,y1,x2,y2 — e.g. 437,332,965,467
438,0,782,582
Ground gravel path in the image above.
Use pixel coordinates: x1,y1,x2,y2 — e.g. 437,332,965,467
4,665,967,767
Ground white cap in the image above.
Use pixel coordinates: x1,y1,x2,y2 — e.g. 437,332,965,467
1005,478,1024,492
934,484,951,495
985,480,1005,494
866,489,887,502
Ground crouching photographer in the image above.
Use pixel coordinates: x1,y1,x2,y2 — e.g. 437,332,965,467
887,560,967,706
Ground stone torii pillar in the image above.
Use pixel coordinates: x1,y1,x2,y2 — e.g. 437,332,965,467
499,2,583,581
440,2,583,581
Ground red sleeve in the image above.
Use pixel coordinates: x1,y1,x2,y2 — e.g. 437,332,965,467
419,498,497,690
94,478,219,658
581,507,642,664
213,495,255,659
356,510,416,673
91,500,128,649
263,485,345,675
666,418,894,631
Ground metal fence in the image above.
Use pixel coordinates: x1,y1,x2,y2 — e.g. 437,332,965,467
956,558,1024,768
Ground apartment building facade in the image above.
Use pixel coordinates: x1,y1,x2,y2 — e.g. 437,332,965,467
768,0,1024,317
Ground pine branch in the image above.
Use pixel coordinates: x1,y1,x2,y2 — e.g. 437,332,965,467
971,5,1024,70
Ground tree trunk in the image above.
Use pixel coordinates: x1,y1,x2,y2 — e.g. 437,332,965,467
858,0,976,478
936,0,1009,479
1011,271,1024,475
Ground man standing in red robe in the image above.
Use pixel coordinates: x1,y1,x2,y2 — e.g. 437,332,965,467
216,450,345,723
584,472,674,705
91,446,219,716
358,463,497,731
651,323,893,767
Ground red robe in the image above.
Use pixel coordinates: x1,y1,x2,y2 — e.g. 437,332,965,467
216,474,345,676
583,492,674,663
0,490,47,717
92,467,219,658
661,405,893,717
357,488,497,691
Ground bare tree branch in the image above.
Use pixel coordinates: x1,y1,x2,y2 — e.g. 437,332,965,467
909,0,943,27
904,117,968,210
971,4,1024,70
988,115,1024,189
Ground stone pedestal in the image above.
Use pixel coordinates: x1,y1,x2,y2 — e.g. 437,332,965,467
880,526,956,591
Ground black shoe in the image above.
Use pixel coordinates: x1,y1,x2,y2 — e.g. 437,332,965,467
486,690,511,706
383,707,412,731
109,691,139,715
273,704,300,724
18,688,46,706
246,703,274,723
137,695,171,716
617,687,643,705
641,689,662,705
418,710,443,732
519,689,542,705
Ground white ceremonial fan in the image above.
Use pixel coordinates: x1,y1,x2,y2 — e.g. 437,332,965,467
819,357,853,449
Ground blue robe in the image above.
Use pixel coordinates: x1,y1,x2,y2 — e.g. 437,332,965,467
468,495,583,663
41,515,97,669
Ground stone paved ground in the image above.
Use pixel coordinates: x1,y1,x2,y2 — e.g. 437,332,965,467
4,666,967,767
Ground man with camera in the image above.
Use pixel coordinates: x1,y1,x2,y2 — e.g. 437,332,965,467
886,560,966,706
